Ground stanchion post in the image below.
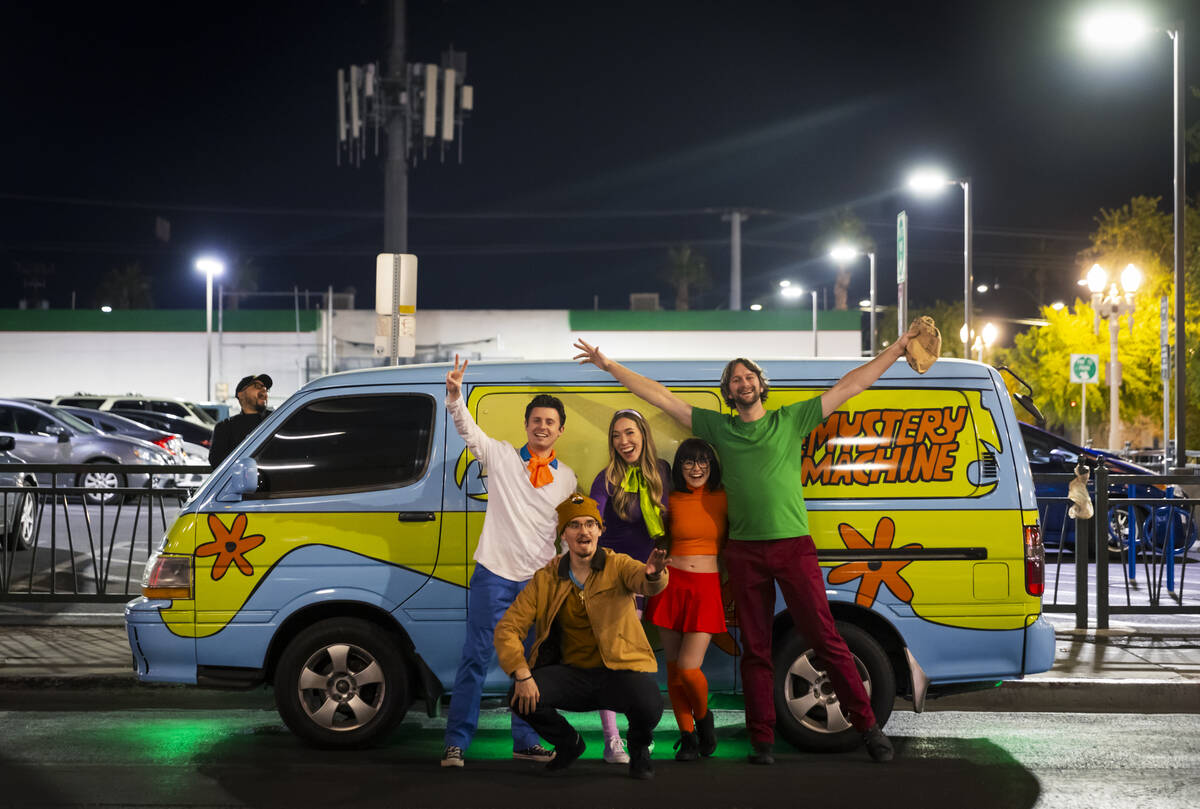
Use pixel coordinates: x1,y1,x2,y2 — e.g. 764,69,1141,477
1094,466,1110,630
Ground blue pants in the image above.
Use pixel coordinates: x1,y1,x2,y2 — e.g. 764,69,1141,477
444,564,540,751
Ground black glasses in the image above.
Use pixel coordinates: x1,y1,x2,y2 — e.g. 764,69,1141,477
680,459,710,469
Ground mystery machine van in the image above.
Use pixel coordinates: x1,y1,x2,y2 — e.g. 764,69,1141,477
126,358,1054,751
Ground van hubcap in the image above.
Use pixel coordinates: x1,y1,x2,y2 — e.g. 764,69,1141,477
782,649,872,734
296,643,386,732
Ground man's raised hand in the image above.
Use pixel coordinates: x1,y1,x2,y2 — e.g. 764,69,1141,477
572,339,611,373
446,354,468,402
646,547,670,577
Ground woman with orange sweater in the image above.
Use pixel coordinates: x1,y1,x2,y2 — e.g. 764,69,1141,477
643,438,727,761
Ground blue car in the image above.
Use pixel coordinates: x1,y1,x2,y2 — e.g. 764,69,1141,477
1021,422,1197,556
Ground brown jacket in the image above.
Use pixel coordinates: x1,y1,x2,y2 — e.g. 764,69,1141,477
494,547,668,675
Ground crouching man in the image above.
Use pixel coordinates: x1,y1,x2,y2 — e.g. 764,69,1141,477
494,493,669,779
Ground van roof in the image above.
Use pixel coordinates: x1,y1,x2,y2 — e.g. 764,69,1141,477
300,356,1000,391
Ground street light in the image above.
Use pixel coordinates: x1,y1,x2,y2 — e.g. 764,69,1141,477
908,168,973,354
777,281,817,356
829,243,878,354
1084,262,1141,451
1079,7,1186,467
981,321,998,364
194,256,225,402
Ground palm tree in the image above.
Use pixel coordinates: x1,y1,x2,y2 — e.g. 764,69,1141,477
664,245,710,311
92,262,153,309
814,209,876,311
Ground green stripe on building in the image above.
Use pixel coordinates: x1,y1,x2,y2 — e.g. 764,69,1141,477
0,309,321,332
568,309,861,331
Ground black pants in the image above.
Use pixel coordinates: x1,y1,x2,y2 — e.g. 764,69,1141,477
509,665,664,750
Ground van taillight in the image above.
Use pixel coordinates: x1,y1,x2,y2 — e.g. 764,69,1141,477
1024,525,1044,597
142,553,192,600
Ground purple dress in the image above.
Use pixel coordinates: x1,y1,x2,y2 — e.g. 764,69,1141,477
590,458,672,563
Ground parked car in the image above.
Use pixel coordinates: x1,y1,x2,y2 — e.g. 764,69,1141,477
0,399,173,504
109,410,213,453
0,436,37,550
1020,422,1197,556
60,407,184,457
52,393,217,429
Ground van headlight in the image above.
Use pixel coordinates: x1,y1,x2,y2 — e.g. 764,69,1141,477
141,553,193,600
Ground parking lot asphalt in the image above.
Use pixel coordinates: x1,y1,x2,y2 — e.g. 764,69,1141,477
0,603,1196,714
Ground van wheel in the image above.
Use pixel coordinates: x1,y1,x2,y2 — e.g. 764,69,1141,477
773,622,894,752
273,618,408,749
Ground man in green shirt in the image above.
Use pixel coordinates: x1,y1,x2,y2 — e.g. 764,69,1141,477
573,324,920,765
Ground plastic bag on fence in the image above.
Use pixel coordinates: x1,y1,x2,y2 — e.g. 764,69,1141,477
1067,464,1094,520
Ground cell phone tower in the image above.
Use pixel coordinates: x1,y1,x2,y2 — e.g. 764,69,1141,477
336,0,473,253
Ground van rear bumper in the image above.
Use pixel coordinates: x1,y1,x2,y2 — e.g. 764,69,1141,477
125,597,197,684
1023,614,1055,674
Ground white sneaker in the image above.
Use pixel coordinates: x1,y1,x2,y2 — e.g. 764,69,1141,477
603,736,630,764
441,745,464,768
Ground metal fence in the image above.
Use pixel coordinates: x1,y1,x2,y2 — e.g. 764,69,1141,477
1,464,208,602
1037,468,1200,629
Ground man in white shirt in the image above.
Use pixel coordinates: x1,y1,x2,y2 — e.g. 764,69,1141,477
441,355,579,768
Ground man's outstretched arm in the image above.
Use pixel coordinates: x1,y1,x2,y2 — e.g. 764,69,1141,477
820,321,921,418
573,339,693,430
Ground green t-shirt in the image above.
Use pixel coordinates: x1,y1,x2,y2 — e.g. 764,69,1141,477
691,397,824,541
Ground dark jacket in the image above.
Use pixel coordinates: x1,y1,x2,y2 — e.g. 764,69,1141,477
208,411,267,467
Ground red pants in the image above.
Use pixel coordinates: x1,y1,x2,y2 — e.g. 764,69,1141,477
723,536,876,743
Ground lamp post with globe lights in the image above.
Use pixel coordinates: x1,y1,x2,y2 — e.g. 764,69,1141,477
1085,262,1142,451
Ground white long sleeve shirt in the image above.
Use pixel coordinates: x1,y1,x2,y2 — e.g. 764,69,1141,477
447,396,577,582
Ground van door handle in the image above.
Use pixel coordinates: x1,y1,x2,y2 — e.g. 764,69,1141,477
397,511,436,522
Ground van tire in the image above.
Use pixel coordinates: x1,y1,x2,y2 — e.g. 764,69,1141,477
772,622,894,753
274,618,408,749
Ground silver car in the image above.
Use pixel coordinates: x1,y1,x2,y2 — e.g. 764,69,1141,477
0,399,173,505
1,435,37,550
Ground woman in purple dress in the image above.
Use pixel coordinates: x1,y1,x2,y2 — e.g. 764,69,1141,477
589,408,671,764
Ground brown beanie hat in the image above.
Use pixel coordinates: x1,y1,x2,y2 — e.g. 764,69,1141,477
556,493,605,536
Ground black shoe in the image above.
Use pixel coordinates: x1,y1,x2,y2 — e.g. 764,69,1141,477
673,731,700,762
695,711,717,757
628,744,655,780
747,741,774,765
545,733,586,772
863,725,894,763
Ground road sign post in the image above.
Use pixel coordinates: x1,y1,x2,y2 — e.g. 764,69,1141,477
1070,353,1099,445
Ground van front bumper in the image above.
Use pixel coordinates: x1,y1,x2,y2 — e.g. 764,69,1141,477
125,597,196,684
1023,614,1056,675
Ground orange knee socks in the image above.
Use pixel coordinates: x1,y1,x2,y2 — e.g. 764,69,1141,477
667,662,711,732
667,662,695,732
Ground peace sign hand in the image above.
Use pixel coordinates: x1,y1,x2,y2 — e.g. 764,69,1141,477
446,354,469,402
572,339,611,373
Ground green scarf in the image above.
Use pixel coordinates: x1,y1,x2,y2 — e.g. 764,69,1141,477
622,466,665,539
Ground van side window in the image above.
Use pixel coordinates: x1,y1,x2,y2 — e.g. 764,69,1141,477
253,394,434,496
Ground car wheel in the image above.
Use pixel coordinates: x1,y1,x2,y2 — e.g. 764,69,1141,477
4,489,37,551
1107,506,1149,556
78,464,125,505
773,622,894,753
273,618,408,749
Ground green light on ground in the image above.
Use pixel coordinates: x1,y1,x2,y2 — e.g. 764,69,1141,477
90,718,229,764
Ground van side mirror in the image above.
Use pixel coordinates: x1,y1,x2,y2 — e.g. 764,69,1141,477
217,458,259,502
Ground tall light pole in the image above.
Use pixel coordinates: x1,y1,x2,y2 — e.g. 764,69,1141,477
779,280,818,356
908,169,973,351
195,257,225,402
1080,7,1186,467
1086,262,1142,452
830,244,877,354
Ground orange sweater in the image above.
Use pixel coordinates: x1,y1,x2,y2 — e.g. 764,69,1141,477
667,487,728,556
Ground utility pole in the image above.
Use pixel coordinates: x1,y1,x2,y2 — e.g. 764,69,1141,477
722,210,747,310
384,0,407,253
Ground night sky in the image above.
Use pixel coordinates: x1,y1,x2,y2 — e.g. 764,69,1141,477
3,0,1198,322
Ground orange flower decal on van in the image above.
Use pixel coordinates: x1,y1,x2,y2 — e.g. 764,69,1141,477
827,517,920,608
196,513,265,580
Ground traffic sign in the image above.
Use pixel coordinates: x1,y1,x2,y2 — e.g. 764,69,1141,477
1069,353,1099,384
